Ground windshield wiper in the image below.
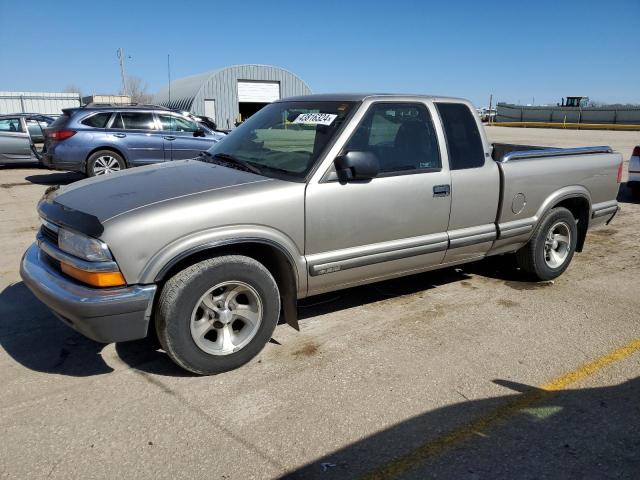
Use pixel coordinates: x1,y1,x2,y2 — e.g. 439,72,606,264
198,151,263,175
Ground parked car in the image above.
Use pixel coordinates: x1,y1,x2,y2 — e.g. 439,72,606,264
42,105,225,176
0,113,54,165
21,94,622,375
174,110,226,134
628,146,640,198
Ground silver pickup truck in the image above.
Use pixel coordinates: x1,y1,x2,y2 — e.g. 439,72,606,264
20,94,622,375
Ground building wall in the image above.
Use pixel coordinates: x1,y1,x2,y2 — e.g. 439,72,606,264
154,65,311,130
0,92,81,115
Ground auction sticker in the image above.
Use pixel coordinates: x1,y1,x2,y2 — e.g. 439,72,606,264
292,113,337,126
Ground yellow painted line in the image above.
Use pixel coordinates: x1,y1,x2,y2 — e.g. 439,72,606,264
361,338,640,480
490,121,640,131
541,338,640,391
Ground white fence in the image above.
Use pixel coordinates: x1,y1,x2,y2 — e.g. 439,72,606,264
0,92,81,116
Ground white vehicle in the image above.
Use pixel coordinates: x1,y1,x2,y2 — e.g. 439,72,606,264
629,146,640,198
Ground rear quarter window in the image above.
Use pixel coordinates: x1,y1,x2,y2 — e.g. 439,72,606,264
435,103,485,170
81,112,112,128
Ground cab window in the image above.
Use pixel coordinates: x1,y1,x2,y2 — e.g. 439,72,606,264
435,103,485,170
343,103,441,174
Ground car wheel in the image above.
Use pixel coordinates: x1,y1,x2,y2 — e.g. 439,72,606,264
155,255,280,375
631,184,640,199
516,207,577,281
87,150,125,176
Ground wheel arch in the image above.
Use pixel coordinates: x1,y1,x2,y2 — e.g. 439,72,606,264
535,186,591,253
154,239,301,330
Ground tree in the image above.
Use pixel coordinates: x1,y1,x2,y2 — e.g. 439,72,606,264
63,84,82,97
123,76,153,104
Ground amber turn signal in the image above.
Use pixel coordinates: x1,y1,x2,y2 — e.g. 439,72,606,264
61,263,126,287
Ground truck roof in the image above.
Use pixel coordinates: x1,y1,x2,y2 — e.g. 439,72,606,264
279,93,468,103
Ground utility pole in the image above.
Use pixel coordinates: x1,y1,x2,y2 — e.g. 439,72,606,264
117,48,128,96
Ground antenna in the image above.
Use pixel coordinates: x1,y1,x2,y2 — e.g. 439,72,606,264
117,48,128,96
167,54,171,106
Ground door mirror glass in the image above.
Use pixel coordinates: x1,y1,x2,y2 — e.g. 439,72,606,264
334,151,379,183
193,127,206,137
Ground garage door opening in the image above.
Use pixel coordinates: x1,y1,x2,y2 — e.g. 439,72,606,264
237,80,280,123
238,102,269,121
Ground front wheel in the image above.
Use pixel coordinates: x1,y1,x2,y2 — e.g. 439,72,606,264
155,255,280,375
516,207,577,281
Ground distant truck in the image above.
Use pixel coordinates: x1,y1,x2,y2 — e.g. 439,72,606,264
21,94,623,375
560,96,590,108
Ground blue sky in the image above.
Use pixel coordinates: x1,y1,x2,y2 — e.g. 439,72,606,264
1,0,638,107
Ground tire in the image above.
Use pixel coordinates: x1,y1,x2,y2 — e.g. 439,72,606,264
155,255,280,375
515,207,578,281
86,150,125,176
631,184,640,199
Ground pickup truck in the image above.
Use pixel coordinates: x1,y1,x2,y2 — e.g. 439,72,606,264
20,94,623,375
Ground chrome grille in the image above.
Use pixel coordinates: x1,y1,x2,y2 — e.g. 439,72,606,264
40,224,59,245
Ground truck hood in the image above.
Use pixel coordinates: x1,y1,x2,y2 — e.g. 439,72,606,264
41,160,270,230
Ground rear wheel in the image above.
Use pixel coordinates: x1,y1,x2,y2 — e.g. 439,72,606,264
87,150,125,176
516,207,577,281
155,255,280,375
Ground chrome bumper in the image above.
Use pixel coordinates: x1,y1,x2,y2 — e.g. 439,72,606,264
19,243,157,343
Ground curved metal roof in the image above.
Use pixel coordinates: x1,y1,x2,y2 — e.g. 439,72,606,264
154,64,310,111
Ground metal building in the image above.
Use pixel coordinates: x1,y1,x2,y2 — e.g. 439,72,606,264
0,91,81,116
154,64,311,130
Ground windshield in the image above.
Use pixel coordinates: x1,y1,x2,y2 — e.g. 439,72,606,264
205,101,357,180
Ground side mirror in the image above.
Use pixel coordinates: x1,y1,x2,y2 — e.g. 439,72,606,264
193,128,206,137
334,151,379,182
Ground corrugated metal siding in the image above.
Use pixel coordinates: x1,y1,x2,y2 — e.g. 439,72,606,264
0,92,81,115
154,65,311,129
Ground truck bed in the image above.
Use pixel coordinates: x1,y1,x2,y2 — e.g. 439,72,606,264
489,143,622,255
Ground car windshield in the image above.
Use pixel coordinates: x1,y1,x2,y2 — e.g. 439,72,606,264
204,101,356,180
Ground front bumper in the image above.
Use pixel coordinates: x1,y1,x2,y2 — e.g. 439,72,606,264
20,243,156,343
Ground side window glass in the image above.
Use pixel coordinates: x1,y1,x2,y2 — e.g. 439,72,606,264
344,103,441,174
159,115,198,132
0,117,24,132
26,120,44,139
119,112,156,130
81,112,112,128
435,103,485,170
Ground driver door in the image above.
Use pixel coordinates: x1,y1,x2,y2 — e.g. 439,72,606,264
305,101,452,296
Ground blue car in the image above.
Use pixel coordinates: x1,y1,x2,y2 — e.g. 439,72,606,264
42,105,225,176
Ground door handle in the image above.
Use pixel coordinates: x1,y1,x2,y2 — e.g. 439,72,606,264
113,133,126,138
163,136,176,141
433,184,450,197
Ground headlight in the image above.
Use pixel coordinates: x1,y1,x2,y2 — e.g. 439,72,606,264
58,228,113,262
